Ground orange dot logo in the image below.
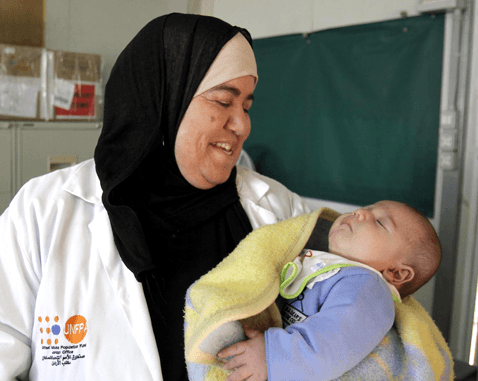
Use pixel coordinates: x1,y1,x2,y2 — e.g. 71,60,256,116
64,315,87,344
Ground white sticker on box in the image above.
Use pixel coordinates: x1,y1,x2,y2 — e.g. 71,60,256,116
0,76,39,118
53,79,75,110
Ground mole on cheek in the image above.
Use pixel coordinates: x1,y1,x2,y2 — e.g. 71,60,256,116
209,115,216,122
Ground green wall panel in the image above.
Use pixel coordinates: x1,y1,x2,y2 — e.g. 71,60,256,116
246,14,444,216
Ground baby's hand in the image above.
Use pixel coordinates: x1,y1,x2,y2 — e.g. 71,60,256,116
217,326,268,381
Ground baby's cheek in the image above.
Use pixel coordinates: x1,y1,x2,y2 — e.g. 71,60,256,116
327,235,339,254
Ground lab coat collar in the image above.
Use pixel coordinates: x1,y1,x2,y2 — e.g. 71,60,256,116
63,162,271,208
62,159,103,205
236,165,270,204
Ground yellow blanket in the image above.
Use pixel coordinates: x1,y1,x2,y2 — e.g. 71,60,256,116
337,296,454,380
184,208,454,380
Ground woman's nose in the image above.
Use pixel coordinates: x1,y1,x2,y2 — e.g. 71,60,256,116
226,108,250,137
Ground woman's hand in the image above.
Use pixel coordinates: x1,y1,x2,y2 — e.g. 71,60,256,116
217,326,268,381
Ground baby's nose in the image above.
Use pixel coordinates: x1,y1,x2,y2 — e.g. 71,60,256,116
353,208,371,221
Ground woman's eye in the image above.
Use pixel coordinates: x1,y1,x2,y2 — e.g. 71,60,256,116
216,101,230,108
377,220,386,229
244,102,253,114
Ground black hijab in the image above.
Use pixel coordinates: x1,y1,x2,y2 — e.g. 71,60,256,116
94,13,254,380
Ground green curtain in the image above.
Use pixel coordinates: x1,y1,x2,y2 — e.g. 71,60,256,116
245,14,444,216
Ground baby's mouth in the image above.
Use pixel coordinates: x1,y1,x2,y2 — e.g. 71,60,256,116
211,142,233,155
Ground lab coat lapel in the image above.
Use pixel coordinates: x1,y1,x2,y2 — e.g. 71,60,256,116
243,200,279,227
236,166,279,228
89,209,163,381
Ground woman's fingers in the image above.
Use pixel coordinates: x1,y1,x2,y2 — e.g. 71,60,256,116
218,341,246,359
222,353,244,371
219,326,267,381
225,366,252,381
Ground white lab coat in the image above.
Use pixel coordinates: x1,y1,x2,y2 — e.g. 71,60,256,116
0,159,310,381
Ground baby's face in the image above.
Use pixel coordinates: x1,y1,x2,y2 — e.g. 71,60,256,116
328,201,416,271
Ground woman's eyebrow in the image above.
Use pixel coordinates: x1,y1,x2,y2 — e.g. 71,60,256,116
211,84,255,101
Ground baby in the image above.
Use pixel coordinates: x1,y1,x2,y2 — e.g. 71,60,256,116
217,200,442,381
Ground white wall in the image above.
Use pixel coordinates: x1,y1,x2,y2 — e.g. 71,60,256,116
199,0,420,39
45,0,189,87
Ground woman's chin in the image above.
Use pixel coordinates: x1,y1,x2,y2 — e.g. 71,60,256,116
186,170,231,190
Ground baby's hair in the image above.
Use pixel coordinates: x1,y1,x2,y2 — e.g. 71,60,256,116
399,204,442,298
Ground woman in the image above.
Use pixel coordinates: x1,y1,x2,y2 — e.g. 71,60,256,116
0,13,308,380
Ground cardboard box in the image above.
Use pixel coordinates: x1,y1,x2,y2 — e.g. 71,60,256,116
47,50,103,121
0,46,102,121
0,44,48,120
0,0,44,47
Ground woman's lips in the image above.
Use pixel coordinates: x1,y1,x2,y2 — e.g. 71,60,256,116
211,142,233,155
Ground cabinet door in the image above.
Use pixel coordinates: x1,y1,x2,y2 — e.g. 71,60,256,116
0,126,14,214
17,122,102,190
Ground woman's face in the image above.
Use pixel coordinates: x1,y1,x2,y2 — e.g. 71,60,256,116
175,75,256,189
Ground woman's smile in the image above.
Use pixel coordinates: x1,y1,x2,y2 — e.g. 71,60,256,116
211,142,234,155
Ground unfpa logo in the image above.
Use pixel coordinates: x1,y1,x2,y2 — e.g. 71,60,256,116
38,316,61,345
64,315,88,344
38,315,87,345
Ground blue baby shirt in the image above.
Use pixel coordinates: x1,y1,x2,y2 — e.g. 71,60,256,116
266,263,395,381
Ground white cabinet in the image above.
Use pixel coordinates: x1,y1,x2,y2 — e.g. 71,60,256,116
0,123,14,213
0,121,102,214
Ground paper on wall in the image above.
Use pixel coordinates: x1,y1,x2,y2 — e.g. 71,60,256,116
53,79,75,110
0,75,39,118
54,82,97,119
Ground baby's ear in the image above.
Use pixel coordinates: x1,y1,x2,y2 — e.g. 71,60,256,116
382,265,415,288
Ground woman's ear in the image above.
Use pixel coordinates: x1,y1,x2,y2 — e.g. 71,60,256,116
382,265,415,288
